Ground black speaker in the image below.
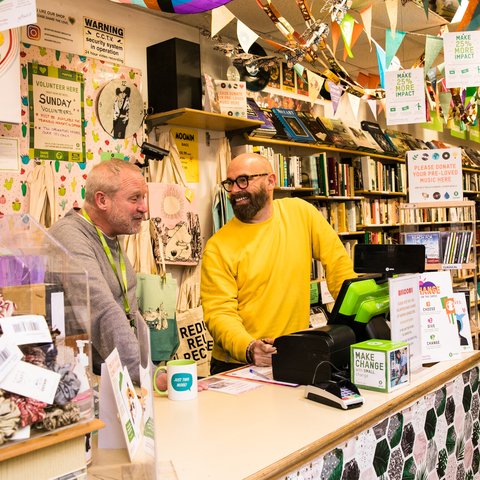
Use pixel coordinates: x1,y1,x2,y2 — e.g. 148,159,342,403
146,38,202,113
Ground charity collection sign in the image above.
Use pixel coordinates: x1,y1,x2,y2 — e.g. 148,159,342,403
407,147,463,203
418,271,460,363
444,31,480,88
385,68,426,125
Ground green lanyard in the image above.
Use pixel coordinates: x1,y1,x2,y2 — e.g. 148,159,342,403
81,209,133,327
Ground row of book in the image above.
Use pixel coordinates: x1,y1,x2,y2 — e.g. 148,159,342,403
314,201,357,233
399,204,474,224
236,144,407,196
352,156,407,193
247,97,480,169
403,230,474,265
360,198,401,226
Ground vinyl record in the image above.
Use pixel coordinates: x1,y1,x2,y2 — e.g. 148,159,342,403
319,78,331,101
237,42,271,92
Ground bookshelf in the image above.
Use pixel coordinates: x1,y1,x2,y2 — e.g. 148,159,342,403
399,201,478,342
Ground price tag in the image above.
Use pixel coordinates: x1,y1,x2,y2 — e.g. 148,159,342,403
0,315,52,345
0,335,23,383
0,360,61,404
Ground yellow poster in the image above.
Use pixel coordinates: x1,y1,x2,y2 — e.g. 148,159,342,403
170,126,199,183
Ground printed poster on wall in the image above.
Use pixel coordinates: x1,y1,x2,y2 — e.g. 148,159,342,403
0,28,21,123
407,147,463,203
385,68,426,125
28,63,85,162
21,5,82,54
83,17,125,64
170,126,199,183
214,80,247,118
0,0,36,31
444,31,480,88
418,271,460,363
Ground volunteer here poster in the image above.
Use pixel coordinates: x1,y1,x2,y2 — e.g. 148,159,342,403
28,63,85,162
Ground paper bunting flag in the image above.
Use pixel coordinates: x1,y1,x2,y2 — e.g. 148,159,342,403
359,4,372,50
422,0,429,18
307,69,324,104
331,20,341,54
367,98,378,120
339,14,355,58
373,40,386,88
343,21,365,61
457,0,480,31
424,35,443,74
384,0,398,38
293,63,305,77
211,5,235,37
327,80,344,115
237,20,258,56
385,29,406,70
439,91,452,124
348,93,361,120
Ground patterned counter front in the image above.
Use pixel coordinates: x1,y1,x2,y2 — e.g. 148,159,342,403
285,366,480,480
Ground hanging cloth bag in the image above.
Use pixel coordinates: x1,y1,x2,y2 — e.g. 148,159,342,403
174,266,213,377
148,130,202,270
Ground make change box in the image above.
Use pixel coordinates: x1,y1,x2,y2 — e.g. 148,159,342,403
351,339,410,393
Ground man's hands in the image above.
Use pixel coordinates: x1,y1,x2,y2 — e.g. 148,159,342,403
250,338,277,367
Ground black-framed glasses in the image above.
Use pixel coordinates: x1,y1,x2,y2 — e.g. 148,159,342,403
220,173,269,192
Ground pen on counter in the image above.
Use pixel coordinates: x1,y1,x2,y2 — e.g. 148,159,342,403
249,368,272,380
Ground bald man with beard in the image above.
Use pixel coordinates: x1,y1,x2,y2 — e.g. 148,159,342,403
201,153,356,374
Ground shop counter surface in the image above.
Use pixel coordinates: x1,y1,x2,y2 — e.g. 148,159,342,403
151,351,480,479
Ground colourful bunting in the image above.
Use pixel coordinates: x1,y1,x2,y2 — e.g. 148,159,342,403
424,35,443,74
359,5,373,50
343,21,365,61
423,0,429,18
211,5,235,37
457,0,480,31
373,40,386,88
237,20,258,55
307,70,324,104
384,0,398,38
331,21,341,54
439,91,452,124
327,80,344,115
339,14,355,58
367,99,378,120
347,93,361,120
385,29,406,70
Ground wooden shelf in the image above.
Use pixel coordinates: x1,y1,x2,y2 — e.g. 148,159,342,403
244,135,405,162
355,190,407,197
400,200,476,209
146,108,263,132
299,195,363,201
425,262,476,271
0,419,104,462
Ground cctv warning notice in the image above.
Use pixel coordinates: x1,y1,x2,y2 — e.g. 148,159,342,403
83,17,125,64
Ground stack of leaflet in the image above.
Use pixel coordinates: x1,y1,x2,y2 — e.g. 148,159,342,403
246,98,277,138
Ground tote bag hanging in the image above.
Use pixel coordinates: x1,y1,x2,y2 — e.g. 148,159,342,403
136,272,179,363
174,266,213,377
148,130,202,268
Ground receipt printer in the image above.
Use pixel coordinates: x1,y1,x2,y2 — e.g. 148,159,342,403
272,325,355,385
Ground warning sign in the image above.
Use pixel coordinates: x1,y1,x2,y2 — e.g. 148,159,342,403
83,17,125,64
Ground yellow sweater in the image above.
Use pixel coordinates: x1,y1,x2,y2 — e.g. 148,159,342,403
201,197,356,364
